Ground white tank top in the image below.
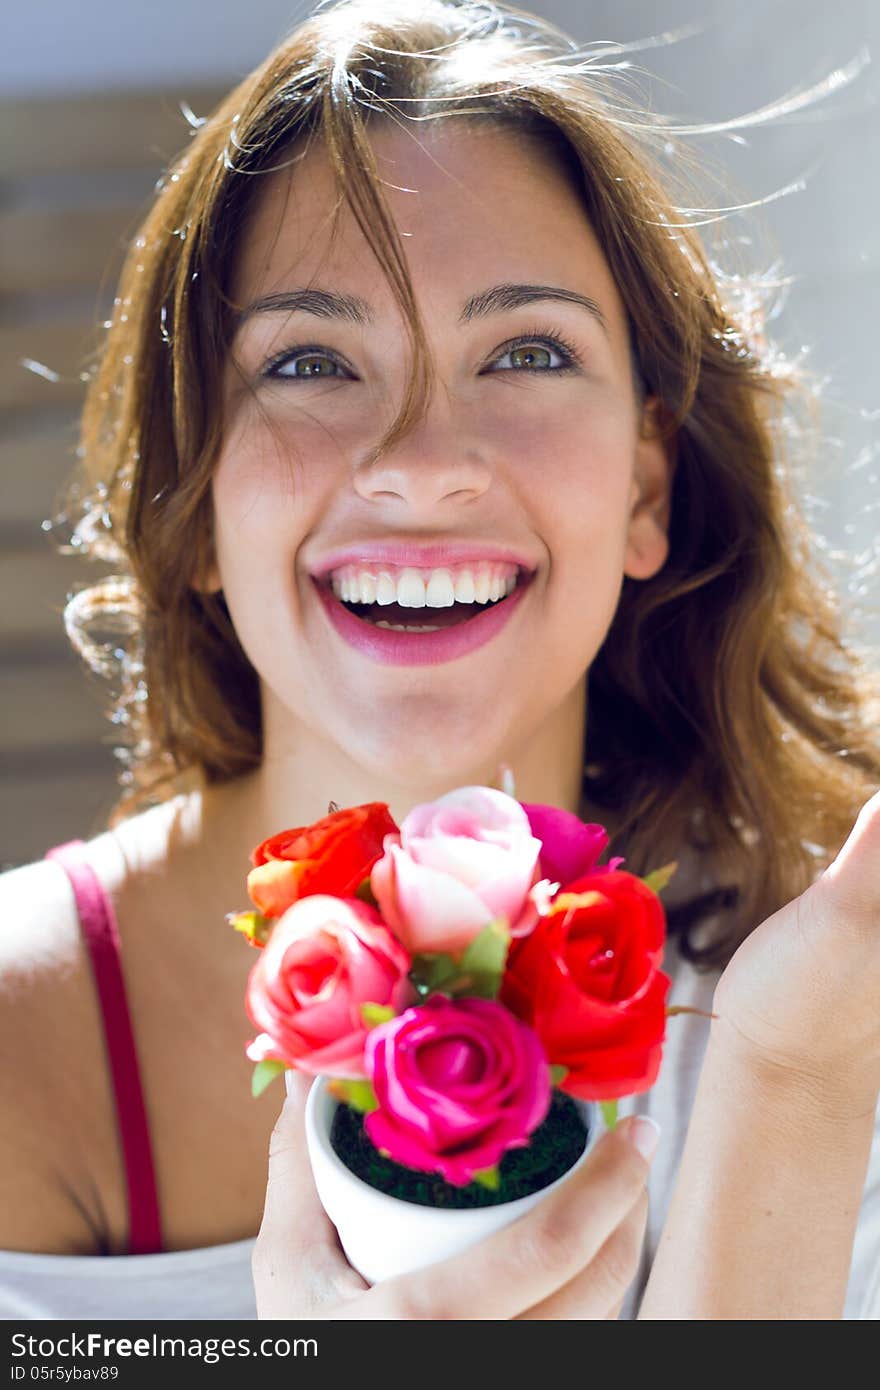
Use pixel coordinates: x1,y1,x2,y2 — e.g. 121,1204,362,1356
0,1238,256,1320
2,939,878,1320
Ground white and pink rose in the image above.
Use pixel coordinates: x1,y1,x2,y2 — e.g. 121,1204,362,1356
369,786,548,956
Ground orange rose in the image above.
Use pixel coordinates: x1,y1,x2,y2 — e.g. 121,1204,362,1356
246,802,399,918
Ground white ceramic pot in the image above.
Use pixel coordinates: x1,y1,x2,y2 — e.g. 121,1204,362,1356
304,1076,600,1286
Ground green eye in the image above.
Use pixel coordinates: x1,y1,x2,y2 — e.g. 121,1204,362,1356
263,327,581,382
270,351,341,379
489,331,580,374
507,344,553,370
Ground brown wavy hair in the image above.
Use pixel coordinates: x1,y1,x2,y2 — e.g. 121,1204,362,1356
54,0,880,969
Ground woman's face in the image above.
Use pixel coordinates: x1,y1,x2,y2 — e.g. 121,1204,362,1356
206,122,672,785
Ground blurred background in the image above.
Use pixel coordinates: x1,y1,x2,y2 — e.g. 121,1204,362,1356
2,0,878,867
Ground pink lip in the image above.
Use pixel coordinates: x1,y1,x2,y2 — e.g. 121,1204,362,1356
311,571,534,666
310,542,538,581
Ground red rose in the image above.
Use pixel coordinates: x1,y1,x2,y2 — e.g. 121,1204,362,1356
247,802,399,918
499,869,670,1101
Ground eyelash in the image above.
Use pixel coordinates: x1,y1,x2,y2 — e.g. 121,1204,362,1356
262,324,584,380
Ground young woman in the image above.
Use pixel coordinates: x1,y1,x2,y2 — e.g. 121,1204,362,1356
1,0,878,1320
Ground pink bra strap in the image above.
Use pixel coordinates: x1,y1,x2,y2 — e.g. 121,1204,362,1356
45,840,163,1255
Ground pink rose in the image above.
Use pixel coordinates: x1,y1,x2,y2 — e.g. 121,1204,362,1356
363,995,551,1186
369,786,545,956
245,895,413,1078
520,802,624,886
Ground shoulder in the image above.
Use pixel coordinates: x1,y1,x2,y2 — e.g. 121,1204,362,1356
0,849,114,1251
0,798,190,1254
0,850,100,1071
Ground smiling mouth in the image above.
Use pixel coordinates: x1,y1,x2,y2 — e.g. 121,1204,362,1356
317,571,533,630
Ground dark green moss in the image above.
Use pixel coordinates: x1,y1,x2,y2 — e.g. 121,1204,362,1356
330,1090,589,1208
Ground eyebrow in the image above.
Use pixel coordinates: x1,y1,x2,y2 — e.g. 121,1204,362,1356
236,282,608,335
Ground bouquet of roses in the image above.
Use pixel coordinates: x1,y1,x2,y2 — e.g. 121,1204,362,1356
229,779,686,1206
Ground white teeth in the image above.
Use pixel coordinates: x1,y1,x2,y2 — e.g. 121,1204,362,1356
397,568,427,608
375,572,397,606
330,563,520,607
357,572,378,604
453,571,476,603
425,569,456,607
373,621,443,632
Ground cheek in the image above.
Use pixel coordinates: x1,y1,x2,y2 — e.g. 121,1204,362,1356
212,450,295,546
210,407,335,558
504,399,636,545
511,403,635,658
207,437,301,642
494,382,634,472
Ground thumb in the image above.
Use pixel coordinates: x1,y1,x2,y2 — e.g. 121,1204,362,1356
814,788,880,922
258,1070,330,1247
253,1070,367,1318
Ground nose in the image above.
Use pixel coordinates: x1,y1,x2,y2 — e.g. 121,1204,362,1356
352,386,492,513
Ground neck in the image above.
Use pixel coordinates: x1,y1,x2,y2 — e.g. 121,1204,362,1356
198,676,591,861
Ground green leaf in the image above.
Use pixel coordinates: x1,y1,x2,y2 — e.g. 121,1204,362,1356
410,952,459,998
599,1099,619,1131
641,861,679,897
360,1002,396,1029
549,1064,569,1087
546,889,605,918
666,1004,718,1021
453,919,511,1000
471,1165,501,1191
251,1059,288,1098
353,876,380,910
328,1078,379,1114
228,909,273,948
410,924,511,1002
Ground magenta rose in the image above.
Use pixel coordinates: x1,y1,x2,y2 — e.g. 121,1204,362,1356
520,802,625,886
245,895,413,1078
363,995,551,1185
369,786,546,956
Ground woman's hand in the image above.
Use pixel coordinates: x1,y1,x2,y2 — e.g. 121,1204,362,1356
713,788,880,1109
252,1073,658,1320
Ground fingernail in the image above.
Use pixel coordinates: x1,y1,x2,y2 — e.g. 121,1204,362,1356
284,1068,313,1107
623,1115,661,1161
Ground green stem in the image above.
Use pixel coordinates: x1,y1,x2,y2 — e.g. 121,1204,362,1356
599,1098,619,1131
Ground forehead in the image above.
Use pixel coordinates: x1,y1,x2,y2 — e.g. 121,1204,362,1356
229,122,627,335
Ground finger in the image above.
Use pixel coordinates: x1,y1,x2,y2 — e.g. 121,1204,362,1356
517,1183,649,1320
359,1114,659,1321
815,788,880,923
257,1072,331,1246
252,1071,368,1318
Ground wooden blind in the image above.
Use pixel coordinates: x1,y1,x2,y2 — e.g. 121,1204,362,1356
1,86,226,869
